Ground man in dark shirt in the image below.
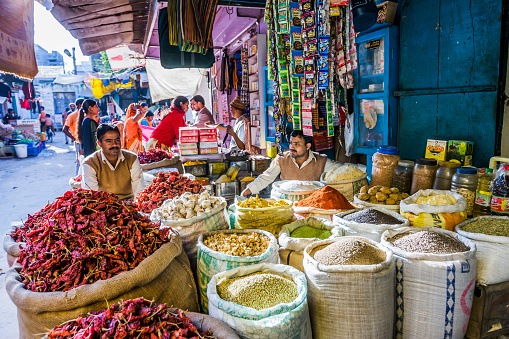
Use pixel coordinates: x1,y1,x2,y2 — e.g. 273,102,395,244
2,109,18,125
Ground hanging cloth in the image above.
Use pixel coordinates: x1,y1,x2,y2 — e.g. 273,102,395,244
219,49,230,93
22,82,35,100
178,0,219,55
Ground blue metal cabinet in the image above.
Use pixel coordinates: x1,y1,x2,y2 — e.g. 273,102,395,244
263,66,276,143
353,26,399,169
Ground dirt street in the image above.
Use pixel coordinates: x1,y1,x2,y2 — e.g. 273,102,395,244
0,132,76,337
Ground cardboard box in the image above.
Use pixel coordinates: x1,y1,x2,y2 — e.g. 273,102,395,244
447,140,474,166
425,139,447,162
178,142,198,149
198,128,216,135
179,127,199,137
180,136,199,143
179,148,199,156
200,134,218,142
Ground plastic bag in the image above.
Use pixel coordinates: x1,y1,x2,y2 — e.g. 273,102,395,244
334,207,409,242
235,202,294,237
399,189,467,230
208,263,312,339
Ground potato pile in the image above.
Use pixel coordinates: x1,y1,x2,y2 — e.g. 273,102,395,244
357,185,409,205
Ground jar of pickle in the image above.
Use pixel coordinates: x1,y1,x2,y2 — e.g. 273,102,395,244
370,146,400,188
433,161,461,190
451,167,478,217
410,158,438,194
392,160,414,194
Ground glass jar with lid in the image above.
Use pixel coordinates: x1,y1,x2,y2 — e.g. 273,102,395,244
392,160,414,194
433,161,461,190
370,146,400,188
451,167,478,217
410,158,438,194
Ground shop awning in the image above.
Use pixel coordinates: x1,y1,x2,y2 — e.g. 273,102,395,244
50,0,156,56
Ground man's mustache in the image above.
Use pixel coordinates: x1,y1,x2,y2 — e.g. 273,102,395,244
109,147,120,150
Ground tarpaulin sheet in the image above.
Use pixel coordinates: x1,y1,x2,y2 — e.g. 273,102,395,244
145,58,205,102
0,0,38,80
140,124,155,141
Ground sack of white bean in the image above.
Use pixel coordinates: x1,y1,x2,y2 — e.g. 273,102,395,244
399,189,467,231
303,237,395,339
196,229,279,313
456,216,509,285
207,263,312,339
278,217,344,272
381,227,477,339
334,207,410,242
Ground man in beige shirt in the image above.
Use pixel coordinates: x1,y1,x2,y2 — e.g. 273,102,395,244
241,130,337,197
82,123,144,200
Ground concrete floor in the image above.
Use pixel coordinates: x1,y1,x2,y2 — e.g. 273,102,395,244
0,132,75,337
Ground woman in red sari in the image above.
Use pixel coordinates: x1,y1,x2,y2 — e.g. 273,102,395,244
123,103,147,153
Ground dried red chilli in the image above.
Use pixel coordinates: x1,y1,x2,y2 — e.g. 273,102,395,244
138,148,174,164
136,172,203,213
16,189,170,292
47,297,216,339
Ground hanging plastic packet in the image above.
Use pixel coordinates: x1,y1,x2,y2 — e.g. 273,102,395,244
319,37,330,55
318,71,329,90
291,30,303,50
299,0,313,15
304,57,315,72
290,2,301,26
319,55,329,71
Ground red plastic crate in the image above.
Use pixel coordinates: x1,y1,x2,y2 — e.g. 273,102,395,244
180,135,199,143
200,134,218,142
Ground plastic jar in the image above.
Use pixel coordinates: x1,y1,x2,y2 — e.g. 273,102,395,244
392,160,414,194
370,146,400,188
451,167,478,217
433,161,461,190
410,158,438,195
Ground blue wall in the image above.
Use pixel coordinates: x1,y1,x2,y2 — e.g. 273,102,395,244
397,0,503,167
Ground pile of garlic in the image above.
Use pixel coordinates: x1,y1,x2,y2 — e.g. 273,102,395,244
152,191,224,221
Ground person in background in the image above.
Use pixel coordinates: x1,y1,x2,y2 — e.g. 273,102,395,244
190,95,215,128
123,103,147,153
77,99,100,158
140,111,155,127
217,97,248,151
146,96,188,150
69,102,76,112
38,106,47,133
241,130,338,197
82,123,144,201
64,98,84,174
2,109,18,125
44,114,55,134
62,108,71,144
0,120,14,140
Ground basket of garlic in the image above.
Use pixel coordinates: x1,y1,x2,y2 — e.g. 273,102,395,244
150,191,229,274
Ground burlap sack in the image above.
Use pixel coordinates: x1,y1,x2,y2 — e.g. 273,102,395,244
3,229,23,267
140,155,181,171
169,308,240,339
6,230,200,339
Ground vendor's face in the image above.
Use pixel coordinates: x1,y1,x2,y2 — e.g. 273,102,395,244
289,136,311,158
98,131,121,157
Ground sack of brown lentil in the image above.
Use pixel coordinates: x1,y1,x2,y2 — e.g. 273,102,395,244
208,263,312,339
6,229,200,339
151,196,228,276
196,229,279,313
456,216,509,285
334,207,409,242
3,229,23,267
278,217,345,272
381,227,476,339
399,189,467,231
303,236,395,339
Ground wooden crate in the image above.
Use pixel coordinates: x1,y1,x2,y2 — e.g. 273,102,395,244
466,281,509,339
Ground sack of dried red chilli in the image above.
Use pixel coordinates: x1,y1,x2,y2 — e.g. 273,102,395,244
139,149,180,171
6,189,199,339
45,297,240,339
136,171,204,213
3,229,24,267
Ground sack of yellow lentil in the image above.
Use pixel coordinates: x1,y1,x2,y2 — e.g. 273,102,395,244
278,217,344,272
399,189,467,231
234,196,294,236
197,229,279,313
456,216,509,285
208,263,312,339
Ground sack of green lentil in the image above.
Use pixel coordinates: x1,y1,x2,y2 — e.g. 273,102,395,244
151,197,228,275
456,216,509,285
3,229,23,267
197,229,279,313
303,237,395,339
234,198,294,236
334,207,409,242
399,189,467,231
6,229,200,339
278,217,345,272
381,227,476,339
208,263,312,339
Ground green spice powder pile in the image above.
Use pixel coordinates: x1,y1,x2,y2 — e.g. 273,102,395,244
290,226,332,239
